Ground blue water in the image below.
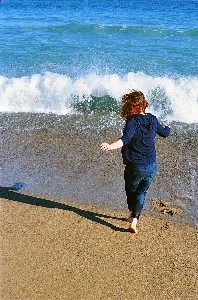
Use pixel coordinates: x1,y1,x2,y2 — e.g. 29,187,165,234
1,0,198,122
1,0,198,77
0,0,198,225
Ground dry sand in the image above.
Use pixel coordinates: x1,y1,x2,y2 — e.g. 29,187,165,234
0,190,197,300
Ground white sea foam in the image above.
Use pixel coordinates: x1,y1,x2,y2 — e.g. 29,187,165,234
0,72,198,123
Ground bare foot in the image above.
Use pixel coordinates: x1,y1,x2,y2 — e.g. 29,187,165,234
129,218,138,233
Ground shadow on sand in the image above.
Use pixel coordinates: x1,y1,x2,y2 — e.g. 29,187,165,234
0,185,128,232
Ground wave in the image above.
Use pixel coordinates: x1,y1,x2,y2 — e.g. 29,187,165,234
45,24,198,37
0,71,198,123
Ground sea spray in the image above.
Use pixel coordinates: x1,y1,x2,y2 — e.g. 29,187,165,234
1,72,198,123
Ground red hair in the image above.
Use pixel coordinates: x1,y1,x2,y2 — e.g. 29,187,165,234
120,90,149,120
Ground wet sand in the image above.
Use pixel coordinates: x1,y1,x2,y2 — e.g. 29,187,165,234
1,192,197,300
1,114,198,226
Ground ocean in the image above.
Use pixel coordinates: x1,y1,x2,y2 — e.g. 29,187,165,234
0,0,197,226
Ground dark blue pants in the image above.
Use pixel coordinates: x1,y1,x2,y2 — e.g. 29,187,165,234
124,163,157,218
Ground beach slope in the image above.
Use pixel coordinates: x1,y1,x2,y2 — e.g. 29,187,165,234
1,194,197,300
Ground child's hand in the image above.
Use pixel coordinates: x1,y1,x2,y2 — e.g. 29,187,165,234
100,139,123,151
100,142,112,151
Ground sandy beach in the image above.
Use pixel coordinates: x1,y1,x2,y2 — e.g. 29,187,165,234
1,1,198,299
1,190,197,300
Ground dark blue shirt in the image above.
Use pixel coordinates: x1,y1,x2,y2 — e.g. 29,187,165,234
120,113,170,166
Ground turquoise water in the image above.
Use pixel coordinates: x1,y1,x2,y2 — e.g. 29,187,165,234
0,0,197,225
1,0,198,122
1,0,198,78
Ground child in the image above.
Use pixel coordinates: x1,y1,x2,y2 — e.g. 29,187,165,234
100,90,170,233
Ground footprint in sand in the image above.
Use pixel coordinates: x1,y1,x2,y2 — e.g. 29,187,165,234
151,199,184,216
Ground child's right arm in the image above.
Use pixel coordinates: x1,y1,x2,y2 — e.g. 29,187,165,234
100,139,123,151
